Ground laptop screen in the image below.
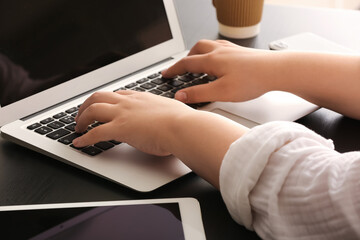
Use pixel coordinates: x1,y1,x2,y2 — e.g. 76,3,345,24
0,0,172,107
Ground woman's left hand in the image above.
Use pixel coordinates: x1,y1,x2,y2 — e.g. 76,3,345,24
73,90,247,188
73,90,195,156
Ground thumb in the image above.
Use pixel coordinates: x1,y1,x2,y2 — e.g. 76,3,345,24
175,80,221,103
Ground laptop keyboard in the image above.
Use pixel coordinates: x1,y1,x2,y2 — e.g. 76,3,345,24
26,71,216,156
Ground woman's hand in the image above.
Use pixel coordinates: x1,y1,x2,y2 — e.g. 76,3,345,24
73,90,195,156
163,39,360,119
73,90,248,188
162,39,278,103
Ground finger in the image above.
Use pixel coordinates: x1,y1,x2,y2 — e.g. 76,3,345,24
188,39,219,56
73,123,115,148
75,103,116,133
215,39,237,47
114,89,137,95
215,39,230,44
76,91,121,121
162,54,213,78
174,79,224,103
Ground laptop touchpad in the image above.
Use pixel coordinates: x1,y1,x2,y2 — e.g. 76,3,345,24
210,108,259,128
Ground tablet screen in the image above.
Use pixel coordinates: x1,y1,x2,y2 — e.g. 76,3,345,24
0,203,185,240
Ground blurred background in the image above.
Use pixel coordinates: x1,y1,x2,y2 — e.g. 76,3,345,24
265,0,360,9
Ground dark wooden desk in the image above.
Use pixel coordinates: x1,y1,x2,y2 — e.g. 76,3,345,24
1,1,359,239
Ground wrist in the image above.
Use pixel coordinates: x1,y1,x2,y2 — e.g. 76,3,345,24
159,106,197,154
164,108,248,188
245,50,287,95
262,51,291,93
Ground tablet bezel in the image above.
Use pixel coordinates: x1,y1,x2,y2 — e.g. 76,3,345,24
0,198,206,240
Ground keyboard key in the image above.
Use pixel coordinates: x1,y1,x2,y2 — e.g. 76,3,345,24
59,132,83,145
48,121,65,129
147,73,160,79
189,73,205,78
65,123,76,132
53,112,67,119
178,75,193,82
65,107,78,114
183,83,194,88
171,85,186,93
27,123,42,130
151,77,168,85
149,89,162,95
133,87,146,92
70,144,85,150
94,141,114,150
40,118,54,124
136,78,148,84
157,84,173,92
161,92,175,98
125,82,137,88
203,75,217,81
82,146,102,156
35,126,53,135
167,79,184,87
110,140,122,145
113,87,126,92
59,116,75,124
46,129,70,140
140,82,156,90
192,78,208,85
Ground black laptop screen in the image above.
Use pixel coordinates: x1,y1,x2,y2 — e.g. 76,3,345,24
0,0,172,107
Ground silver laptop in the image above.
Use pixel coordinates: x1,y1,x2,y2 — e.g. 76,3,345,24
0,0,319,192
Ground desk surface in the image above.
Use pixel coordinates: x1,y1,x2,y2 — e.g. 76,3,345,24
1,1,360,239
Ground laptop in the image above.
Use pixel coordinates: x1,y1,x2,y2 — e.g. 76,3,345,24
0,0,322,192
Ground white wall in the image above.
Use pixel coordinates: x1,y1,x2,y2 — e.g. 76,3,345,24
265,0,360,9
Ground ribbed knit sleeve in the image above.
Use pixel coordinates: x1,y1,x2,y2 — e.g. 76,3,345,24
219,121,360,240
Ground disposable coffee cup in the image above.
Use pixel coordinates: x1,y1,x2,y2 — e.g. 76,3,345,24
213,0,264,39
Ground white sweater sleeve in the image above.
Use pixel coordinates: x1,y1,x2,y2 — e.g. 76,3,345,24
219,121,360,240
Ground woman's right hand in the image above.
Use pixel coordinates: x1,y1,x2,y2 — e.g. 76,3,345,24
162,39,278,104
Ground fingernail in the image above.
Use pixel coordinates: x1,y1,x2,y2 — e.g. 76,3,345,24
175,91,187,102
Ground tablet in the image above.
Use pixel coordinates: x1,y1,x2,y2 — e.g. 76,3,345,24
0,198,206,240
269,32,354,53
